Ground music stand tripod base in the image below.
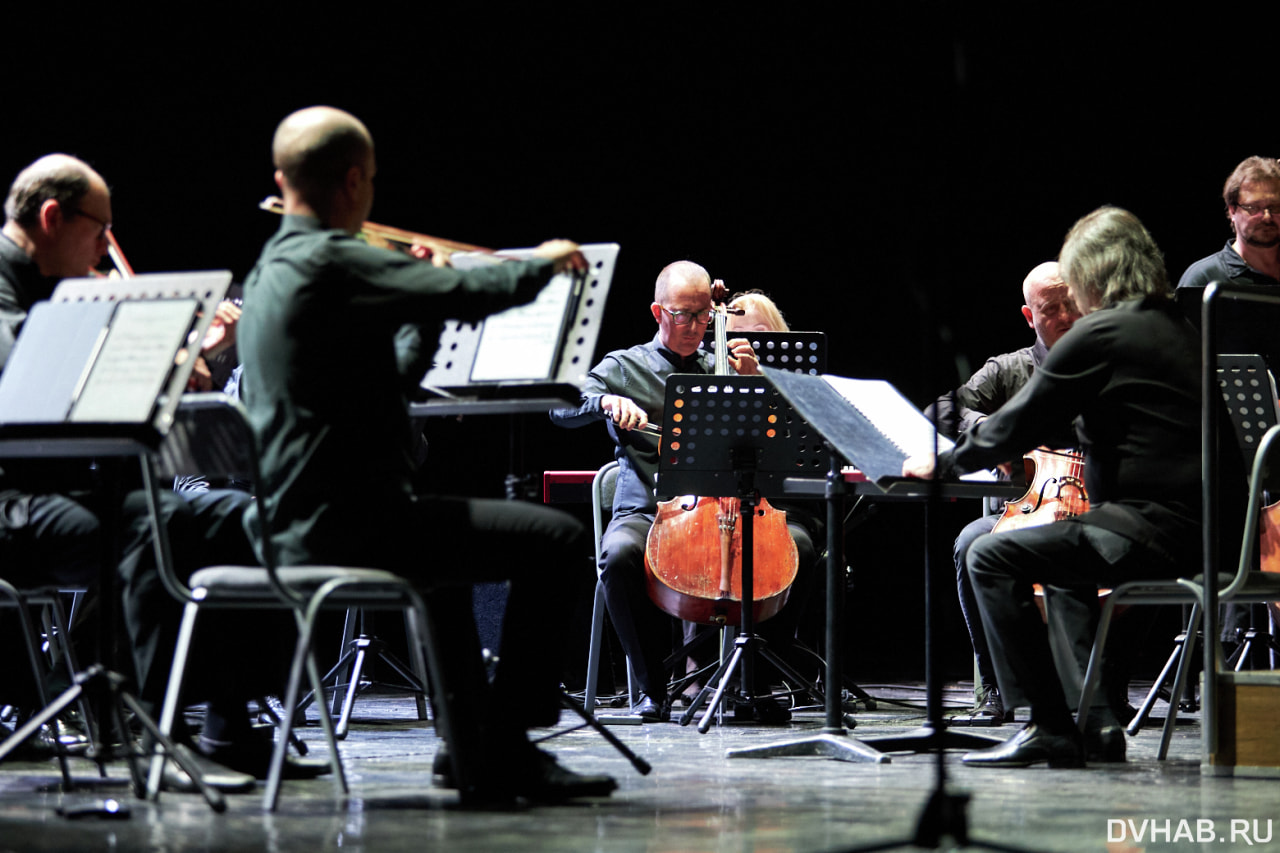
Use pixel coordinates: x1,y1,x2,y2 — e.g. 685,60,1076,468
726,730,891,763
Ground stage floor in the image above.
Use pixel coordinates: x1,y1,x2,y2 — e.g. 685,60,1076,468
0,682,1275,853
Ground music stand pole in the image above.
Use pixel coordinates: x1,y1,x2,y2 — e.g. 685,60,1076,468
724,447,889,763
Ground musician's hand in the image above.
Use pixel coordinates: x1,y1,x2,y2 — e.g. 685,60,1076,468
727,338,761,375
409,243,450,268
601,394,649,431
902,454,937,479
996,460,1014,477
533,239,587,274
187,355,213,392
201,300,242,358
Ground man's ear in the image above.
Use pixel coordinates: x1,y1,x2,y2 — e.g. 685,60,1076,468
1021,305,1034,330
650,302,663,324
38,198,64,235
343,164,363,197
274,169,286,192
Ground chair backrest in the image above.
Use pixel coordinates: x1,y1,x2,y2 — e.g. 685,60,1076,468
155,392,261,484
1228,423,1280,598
150,392,302,607
591,461,620,563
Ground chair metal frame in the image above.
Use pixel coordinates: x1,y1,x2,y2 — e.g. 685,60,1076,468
1076,283,1280,765
0,581,87,784
143,393,467,810
583,461,640,718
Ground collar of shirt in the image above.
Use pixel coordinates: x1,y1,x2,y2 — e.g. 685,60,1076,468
1221,239,1280,284
653,334,709,373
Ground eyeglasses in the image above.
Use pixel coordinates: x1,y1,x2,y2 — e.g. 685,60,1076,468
69,207,112,238
1234,202,1280,218
659,306,713,326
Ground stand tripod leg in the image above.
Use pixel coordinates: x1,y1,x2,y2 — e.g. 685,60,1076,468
539,693,652,776
697,643,747,733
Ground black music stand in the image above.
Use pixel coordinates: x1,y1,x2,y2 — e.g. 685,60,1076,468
732,369,1032,852
651,374,868,743
0,272,233,813
703,329,827,376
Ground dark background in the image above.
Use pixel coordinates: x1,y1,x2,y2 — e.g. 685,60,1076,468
5,15,1267,682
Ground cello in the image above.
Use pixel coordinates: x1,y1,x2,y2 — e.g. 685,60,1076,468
642,282,799,626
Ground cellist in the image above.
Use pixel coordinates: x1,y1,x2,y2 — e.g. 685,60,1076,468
551,263,819,723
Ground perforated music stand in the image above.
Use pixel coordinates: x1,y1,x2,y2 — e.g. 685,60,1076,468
652,374,872,744
0,272,233,812
703,329,827,375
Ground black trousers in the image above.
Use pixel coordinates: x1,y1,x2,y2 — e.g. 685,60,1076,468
966,519,1179,724
366,495,590,734
599,511,820,700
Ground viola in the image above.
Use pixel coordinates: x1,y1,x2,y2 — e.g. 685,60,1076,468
991,447,1089,533
642,280,799,626
1260,500,1280,628
991,447,1110,612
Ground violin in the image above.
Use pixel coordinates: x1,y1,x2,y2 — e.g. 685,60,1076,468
259,196,502,265
642,280,799,626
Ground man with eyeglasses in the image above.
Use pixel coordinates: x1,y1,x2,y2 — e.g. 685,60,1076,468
0,154,113,593
0,155,116,758
1177,156,1280,367
551,260,766,722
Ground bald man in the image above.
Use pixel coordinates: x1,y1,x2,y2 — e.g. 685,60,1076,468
550,261,788,723
927,262,1080,724
237,107,612,804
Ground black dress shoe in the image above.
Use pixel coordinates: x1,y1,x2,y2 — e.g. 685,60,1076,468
434,742,617,803
949,687,1007,727
961,722,1084,769
1084,725,1127,763
198,735,331,781
161,744,256,794
633,693,670,722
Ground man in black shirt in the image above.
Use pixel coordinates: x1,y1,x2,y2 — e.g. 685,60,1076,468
1176,156,1280,368
905,207,1233,768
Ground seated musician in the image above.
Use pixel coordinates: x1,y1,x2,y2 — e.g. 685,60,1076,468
903,206,1246,768
926,262,1079,725
0,155,108,749
0,155,277,785
550,265,820,722
236,106,613,803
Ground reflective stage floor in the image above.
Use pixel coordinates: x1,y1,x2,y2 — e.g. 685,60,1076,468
0,683,1276,853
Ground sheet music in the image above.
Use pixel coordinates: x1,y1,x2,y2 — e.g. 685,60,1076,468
468,272,574,382
69,300,198,423
822,375,954,457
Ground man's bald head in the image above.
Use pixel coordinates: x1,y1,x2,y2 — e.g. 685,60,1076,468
654,260,711,303
4,154,103,228
1020,260,1079,349
272,107,374,215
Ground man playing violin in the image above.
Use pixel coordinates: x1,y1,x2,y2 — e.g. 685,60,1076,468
236,106,613,803
551,261,826,723
904,207,1246,769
